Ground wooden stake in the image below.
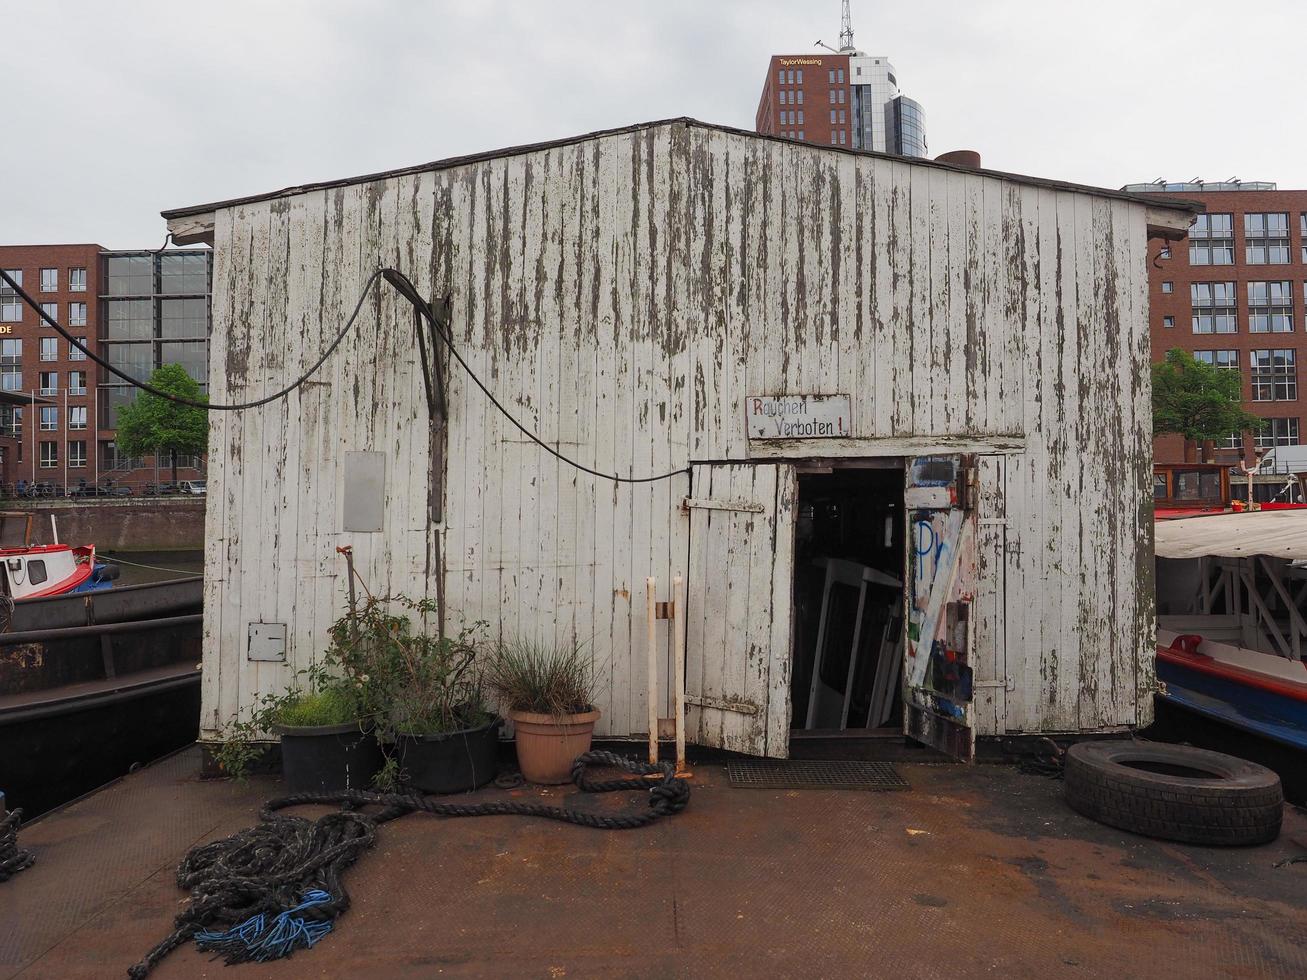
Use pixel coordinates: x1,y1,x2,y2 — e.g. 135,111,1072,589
673,573,686,774
646,576,658,765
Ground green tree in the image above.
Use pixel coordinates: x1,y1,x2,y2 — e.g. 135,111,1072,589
115,364,209,484
1152,348,1264,459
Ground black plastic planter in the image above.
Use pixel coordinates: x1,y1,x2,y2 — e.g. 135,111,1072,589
276,721,382,794
396,716,503,793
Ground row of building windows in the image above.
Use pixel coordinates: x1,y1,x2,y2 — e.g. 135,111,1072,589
830,131,848,146
104,253,208,297
779,131,806,140
1259,418,1300,446
28,440,89,468
0,337,89,363
1,294,89,325
776,112,851,134
1165,281,1307,334
774,67,849,87
778,89,804,105
1194,348,1298,401
1197,418,1301,450
37,337,89,361
7,405,91,434
30,268,89,293
0,369,91,394
1,271,89,322
829,89,846,105
1182,213,1307,265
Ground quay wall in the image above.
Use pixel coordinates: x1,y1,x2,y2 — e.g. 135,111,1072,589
0,499,206,551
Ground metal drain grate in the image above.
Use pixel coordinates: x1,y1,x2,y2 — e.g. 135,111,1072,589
726,759,910,791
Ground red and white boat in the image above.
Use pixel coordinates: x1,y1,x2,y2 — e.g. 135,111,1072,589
0,513,119,601
0,542,118,600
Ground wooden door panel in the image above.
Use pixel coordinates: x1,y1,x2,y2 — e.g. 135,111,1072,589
684,463,796,757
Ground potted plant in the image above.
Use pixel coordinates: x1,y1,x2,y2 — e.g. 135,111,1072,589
356,596,501,793
484,638,598,784
214,592,505,794
213,667,382,793
271,683,383,794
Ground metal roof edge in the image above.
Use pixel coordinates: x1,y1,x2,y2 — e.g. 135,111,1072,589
160,117,1205,220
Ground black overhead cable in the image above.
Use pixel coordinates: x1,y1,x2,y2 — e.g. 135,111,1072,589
384,269,689,486
0,266,384,412
0,266,688,485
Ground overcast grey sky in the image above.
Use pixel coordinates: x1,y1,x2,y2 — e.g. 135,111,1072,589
5,0,1304,248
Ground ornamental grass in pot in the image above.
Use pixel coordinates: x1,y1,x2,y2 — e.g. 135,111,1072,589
485,638,598,785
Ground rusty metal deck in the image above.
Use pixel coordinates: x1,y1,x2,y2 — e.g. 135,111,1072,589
3,747,1305,978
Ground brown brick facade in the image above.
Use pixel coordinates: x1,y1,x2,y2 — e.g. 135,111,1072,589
0,244,206,493
0,244,102,487
756,54,853,149
1145,188,1307,464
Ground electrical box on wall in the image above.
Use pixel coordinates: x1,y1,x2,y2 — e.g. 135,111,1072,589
343,451,385,532
248,622,287,662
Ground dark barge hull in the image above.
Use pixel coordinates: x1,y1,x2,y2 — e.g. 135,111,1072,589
8,575,202,632
0,582,203,817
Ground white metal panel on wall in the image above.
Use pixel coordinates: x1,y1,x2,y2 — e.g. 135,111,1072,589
198,120,1157,743
684,463,797,757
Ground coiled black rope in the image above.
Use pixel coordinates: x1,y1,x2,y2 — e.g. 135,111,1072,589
0,807,35,882
127,750,688,978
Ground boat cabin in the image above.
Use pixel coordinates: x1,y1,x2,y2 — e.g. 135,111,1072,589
164,118,1199,761
1153,462,1230,512
0,543,95,600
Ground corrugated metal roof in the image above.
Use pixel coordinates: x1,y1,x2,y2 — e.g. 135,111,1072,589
160,117,1206,221
1155,509,1307,560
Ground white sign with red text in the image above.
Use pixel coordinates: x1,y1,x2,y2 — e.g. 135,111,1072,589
745,394,851,439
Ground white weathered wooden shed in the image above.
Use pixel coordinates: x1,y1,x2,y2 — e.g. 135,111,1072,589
164,119,1198,761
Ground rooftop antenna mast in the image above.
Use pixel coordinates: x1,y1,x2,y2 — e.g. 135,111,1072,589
839,0,855,51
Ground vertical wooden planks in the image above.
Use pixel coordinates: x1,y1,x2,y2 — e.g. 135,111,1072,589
588,137,620,734
973,455,1007,735
1049,191,1084,731
200,210,233,739
287,189,329,684
764,465,797,756
197,122,1167,748
682,462,792,757
229,202,267,727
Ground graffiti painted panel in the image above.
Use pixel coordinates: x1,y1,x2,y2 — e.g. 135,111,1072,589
905,455,977,760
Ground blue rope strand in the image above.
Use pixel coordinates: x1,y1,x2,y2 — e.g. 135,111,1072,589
194,890,335,963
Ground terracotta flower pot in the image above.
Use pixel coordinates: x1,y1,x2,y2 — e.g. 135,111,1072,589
509,707,600,784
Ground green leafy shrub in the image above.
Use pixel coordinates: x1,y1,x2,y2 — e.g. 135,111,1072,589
212,593,491,781
483,638,593,717
328,595,488,736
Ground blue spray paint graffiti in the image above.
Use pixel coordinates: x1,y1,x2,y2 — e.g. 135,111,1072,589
913,517,946,584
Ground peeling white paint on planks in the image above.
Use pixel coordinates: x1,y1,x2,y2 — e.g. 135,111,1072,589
199,121,1157,745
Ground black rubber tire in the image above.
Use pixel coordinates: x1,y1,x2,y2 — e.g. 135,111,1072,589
1064,741,1282,846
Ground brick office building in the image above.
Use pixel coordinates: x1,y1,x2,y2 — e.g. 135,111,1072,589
1124,181,1307,465
0,244,101,488
0,244,211,492
756,50,926,156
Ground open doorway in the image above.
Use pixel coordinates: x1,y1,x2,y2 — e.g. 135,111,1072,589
789,462,906,734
